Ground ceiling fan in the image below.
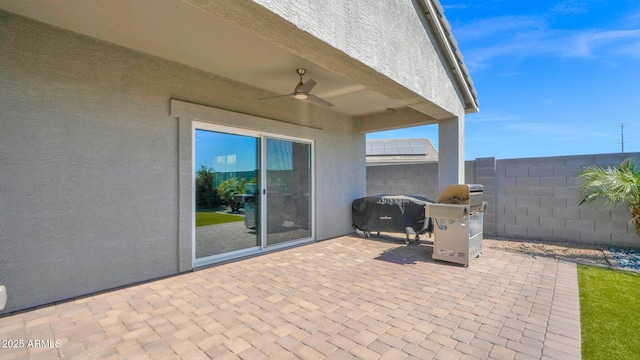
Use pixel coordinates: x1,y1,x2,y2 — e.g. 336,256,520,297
259,68,334,107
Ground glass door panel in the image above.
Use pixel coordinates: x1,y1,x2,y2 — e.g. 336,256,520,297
265,137,312,246
194,129,260,259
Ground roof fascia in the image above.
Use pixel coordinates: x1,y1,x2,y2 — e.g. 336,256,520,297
418,0,479,114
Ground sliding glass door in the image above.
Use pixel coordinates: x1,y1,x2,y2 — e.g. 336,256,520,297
264,137,312,246
193,123,313,265
194,129,260,262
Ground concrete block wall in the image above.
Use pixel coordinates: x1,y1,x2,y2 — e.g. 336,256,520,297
366,152,640,247
366,163,439,199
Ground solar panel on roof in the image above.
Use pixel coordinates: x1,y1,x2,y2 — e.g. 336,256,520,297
385,146,400,155
368,141,390,155
409,141,424,152
366,139,430,157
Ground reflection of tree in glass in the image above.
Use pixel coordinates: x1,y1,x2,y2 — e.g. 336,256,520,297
195,165,221,211
217,177,248,212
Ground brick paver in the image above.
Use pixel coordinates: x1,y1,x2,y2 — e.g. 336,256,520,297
0,235,581,359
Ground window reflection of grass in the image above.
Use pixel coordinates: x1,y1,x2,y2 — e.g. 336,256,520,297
196,212,244,227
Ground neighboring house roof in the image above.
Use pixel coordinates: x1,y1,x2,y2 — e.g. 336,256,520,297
366,138,438,165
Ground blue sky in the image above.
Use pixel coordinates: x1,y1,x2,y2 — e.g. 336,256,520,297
367,0,640,160
195,130,258,172
195,130,295,172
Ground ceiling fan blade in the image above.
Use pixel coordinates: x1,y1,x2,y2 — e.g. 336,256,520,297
298,79,317,93
307,94,334,107
258,93,293,100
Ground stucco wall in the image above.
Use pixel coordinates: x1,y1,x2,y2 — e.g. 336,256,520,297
253,0,465,120
0,11,363,314
367,153,640,247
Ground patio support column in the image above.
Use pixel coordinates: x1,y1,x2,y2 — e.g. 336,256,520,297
438,116,464,191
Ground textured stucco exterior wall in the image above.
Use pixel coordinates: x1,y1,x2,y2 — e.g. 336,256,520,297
366,153,640,247
315,127,367,241
253,0,465,119
0,11,363,314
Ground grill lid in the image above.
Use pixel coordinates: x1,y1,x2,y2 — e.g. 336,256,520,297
436,184,483,203
433,184,485,215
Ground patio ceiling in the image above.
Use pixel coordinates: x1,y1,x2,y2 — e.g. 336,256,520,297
0,0,477,133
0,0,424,118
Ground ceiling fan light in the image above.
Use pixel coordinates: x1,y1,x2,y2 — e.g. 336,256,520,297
294,92,308,100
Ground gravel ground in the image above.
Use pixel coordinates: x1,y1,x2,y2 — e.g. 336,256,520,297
483,237,611,267
362,231,640,271
483,237,640,272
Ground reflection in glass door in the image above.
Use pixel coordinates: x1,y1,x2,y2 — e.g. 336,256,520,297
264,137,312,246
194,129,260,261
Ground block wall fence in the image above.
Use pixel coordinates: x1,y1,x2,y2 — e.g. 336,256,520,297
366,152,640,247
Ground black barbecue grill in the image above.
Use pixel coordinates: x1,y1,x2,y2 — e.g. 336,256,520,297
352,194,434,244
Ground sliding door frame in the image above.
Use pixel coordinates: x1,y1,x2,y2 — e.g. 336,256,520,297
192,121,315,267
261,133,315,252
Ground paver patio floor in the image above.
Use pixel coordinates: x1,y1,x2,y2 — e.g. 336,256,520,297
0,235,581,359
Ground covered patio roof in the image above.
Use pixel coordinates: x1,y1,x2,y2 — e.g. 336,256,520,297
0,0,477,132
